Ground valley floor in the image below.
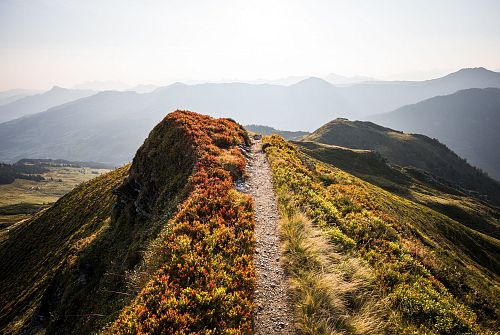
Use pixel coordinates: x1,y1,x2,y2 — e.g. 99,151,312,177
0,166,109,242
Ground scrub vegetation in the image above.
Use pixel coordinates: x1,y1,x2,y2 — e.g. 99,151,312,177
0,111,255,335
263,135,499,334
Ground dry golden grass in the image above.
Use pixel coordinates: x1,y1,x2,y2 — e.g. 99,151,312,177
264,134,499,333
280,212,386,335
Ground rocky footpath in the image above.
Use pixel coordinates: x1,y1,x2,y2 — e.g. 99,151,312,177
246,139,295,334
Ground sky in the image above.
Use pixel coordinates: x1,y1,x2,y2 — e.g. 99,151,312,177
1,0,500,91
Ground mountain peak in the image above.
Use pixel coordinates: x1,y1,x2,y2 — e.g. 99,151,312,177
292,76,332,88
329,117,351,124
49,85,67,91
444,67,497,78
305,117,500,202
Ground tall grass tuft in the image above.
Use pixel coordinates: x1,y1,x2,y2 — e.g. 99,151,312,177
280,212,386,335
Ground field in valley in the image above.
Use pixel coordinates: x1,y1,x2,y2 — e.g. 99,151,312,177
0,166,110,234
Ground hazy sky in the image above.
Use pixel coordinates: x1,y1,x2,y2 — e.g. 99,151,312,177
1,0,500,90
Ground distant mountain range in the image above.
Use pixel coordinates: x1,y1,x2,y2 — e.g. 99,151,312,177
1,67,499,165
244,73,377,86
73,81,159,93
0,89,42,107
0,90,152,165
244,125,309,140
323,73,377,86
0,86,95,123
303,118,500,204
370,88,500,180
73,80,131,91
333,67,500,118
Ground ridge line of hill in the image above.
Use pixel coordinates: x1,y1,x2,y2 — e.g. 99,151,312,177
0,111,257,334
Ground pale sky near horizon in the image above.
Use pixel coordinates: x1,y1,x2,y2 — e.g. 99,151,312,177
1,0,500,91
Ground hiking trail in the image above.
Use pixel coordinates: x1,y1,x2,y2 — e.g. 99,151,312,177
244,138,295,334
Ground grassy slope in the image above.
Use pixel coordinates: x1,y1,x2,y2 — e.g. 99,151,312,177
0,166,110,229
264,135,499,334
304,119,500,205
0,111,255,335
279,211,386,334
0,165,129,334
295,140,500,240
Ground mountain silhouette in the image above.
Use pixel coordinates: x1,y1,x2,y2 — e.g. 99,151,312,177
0,86,95,123
370,88,500,180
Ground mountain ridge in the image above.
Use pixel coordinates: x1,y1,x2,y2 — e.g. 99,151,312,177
1,67,500,166
0,111,255,334
0,86,95,123
369,87,500,179
1,111,499,334
303,118,500,205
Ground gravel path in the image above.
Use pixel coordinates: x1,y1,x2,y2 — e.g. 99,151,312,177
245,139,295,334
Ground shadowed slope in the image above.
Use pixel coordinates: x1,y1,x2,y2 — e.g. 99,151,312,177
370,88,500,180
0,111,255,335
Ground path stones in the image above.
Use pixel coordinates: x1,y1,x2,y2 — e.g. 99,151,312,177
247,139,295,334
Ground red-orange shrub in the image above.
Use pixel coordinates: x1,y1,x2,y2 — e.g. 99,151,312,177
109,111,254,334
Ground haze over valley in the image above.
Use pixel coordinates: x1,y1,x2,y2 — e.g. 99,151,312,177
1,1,500,334
1,67,500,180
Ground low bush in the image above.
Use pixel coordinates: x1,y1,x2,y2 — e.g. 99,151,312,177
107,111,255,334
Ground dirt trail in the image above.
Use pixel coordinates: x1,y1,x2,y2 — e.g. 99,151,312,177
245,139,295,334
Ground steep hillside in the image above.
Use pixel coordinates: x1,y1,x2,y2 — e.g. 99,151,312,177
0,86,95,123
0,166,129,334
295,140,500,240
264,135,500,334
1,68,499,165
369,88,500,180
0,111,254,334
304,118,500,205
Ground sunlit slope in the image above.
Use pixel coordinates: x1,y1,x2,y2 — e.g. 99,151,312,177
264,135,499,334
304,118,500,205
295,140,500,240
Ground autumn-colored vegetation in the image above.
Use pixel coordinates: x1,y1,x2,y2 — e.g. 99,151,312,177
107,111,255,334
0,111,255,335
263,135,499,334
